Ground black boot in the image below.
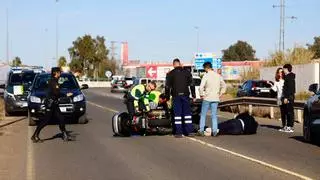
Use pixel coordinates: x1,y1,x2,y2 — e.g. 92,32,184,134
31,135,42,143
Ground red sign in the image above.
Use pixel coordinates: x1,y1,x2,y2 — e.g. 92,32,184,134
146,66,157,79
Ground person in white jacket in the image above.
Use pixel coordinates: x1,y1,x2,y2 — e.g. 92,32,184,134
267,67,286,131
198,62,226,136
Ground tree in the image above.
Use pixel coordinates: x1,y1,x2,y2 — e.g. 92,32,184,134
307,36,320,59
58,56,67,67
11,57,22,66
222,41,256,61
68,35,110,79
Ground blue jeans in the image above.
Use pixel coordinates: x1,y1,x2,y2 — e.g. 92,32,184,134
199,100,218,133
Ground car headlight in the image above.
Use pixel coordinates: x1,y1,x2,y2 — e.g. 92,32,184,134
30,96,41,103
73,94,84,102
5,91,16,100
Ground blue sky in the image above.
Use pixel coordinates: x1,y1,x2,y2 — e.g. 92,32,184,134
0,0,319,67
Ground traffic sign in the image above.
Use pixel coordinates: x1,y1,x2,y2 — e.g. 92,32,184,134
105,71,112,78
194,53,222,70
146,66,157,78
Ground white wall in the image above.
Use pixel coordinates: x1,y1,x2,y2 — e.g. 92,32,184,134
260,63,319,93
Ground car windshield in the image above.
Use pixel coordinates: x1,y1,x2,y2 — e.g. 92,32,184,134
34,74,79,90
9,72,36,85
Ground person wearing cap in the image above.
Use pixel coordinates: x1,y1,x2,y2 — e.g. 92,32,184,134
31,67,72,143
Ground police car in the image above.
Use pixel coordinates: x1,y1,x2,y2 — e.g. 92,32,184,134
0,67,45,116
27,72,89,126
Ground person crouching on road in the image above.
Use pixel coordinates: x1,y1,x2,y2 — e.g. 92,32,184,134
126,81,157,119
198,62,226,137
31,67,73,143
165,58,196,138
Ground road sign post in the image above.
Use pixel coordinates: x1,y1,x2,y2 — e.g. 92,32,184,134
105,71,112,78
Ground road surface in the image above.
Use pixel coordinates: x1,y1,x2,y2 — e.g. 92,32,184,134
0,88,319,180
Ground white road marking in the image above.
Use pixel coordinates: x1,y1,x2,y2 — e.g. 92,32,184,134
26,126,35,180
88,101,314,180
187,137,313,180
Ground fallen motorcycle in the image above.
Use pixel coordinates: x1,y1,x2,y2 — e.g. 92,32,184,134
112,100,201,137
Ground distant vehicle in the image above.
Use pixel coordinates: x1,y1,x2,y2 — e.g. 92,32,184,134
111,79,130,93
0,67,45,116
111,75,125,84
303,83,320,144
27,73,89,126
192,76,201,99
236,80,276,98
124,77,134,87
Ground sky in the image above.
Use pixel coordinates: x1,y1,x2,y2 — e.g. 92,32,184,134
0,0,319,67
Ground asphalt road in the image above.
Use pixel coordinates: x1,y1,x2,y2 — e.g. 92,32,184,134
0,88,319,180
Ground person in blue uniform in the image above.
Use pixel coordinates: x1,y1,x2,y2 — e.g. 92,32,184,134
165,58,196,138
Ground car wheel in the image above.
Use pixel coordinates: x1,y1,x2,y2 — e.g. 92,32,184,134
309,131,319,144
28,111,37,126
78,114,88,124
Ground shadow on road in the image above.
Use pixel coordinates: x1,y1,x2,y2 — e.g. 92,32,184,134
43,131,78,142
290,136,320,147
260,124,282,130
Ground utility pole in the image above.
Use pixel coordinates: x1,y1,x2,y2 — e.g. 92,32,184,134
273,0,297,53
6,8,9,64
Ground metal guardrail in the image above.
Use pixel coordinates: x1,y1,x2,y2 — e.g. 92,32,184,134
218,97,305,110
215,97,306,123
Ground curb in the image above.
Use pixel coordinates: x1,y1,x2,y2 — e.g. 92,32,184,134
0,117,26,128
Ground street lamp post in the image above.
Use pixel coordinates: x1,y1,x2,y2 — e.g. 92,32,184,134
55,0,59,65
6,8,9,64
194,26,199,53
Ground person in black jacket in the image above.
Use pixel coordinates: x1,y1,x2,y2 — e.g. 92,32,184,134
31,67,72,143
218,112,258,135
281,64,296,133
165,58,196,138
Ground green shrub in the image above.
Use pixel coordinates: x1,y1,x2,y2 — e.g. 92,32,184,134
295,91,312,101
264,46,315,67
226,87,238,98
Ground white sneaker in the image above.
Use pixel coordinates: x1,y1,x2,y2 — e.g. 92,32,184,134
279,126,287,132
286,127,294,133
212,129,220,137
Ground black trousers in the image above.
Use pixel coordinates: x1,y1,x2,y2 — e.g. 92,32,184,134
126,95,146,118
280,101,295,127
32,105,66,137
